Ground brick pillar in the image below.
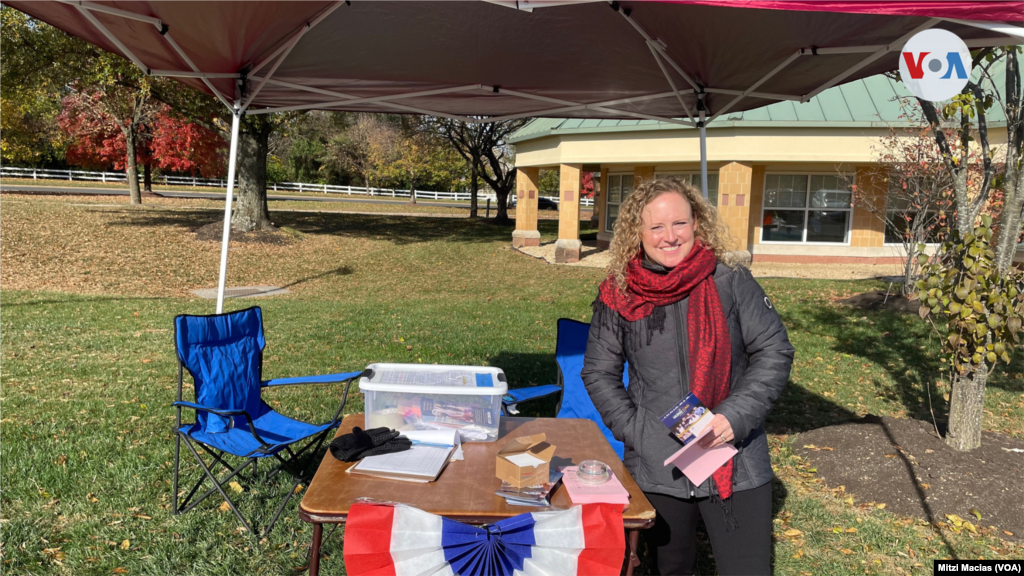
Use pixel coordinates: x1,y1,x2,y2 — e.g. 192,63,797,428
716,162,753,252
512,167,540,248
556,163,582,263
852,167,886,247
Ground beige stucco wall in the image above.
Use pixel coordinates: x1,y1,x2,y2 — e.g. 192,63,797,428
514,127,899,167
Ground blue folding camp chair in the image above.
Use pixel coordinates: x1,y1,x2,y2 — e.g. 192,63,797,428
502,318,630,457
552,318,630,459
172,306,363,537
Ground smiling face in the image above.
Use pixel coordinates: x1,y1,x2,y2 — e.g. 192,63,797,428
640,191,697,269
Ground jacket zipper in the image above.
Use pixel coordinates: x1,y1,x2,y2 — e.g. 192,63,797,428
674,303,696,498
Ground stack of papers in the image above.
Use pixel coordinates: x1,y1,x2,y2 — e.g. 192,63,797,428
495,469,563,507
561,466,630,507
349,429,461,483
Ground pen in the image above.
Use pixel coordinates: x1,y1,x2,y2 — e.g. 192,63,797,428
410,441,455,449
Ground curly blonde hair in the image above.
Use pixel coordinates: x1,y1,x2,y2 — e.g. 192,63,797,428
607,177,734,292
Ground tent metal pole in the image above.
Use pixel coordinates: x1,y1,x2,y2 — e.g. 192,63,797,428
215,110,242,314
57,0,163,27
246,84,482,115
73,4,150,73
805,18,940,101
943,19,1024,41
698,91,708,200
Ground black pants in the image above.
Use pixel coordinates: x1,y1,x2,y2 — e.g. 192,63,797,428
645,482,773,576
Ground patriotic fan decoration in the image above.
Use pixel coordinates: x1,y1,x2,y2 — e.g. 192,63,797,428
343,503,625,576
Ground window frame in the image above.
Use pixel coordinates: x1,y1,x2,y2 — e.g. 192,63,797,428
604,172,634,233
758,172,855,246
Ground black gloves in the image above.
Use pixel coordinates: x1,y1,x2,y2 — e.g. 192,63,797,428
329,427,412,462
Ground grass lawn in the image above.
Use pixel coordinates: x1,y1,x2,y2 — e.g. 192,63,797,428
1,197,1021,575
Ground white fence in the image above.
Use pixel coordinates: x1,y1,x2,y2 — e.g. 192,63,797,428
0,165,593,206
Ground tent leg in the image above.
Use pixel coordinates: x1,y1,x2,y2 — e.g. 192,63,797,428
216,110,243,313
697,91,708,200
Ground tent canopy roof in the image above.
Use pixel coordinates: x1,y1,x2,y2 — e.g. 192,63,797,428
9,1,1024,125
509,58,1015,142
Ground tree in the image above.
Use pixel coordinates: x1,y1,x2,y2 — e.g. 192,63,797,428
912,47,1024,451
432,118,528,222
58,96,225,185
852,123,965,295
327,113,401,192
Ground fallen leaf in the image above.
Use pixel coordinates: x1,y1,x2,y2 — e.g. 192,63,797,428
294,484,305,494
112,568,129,574
963,521,978,534
946,514,964,527
119,540,130,550
219,501,231,512
228,481,243,494
141,359,151,364
784,529,803,537
845,527,858,533
1004,531,1015,537
875,503,886,509
844,497,855,505
969,507,982,521
840,548,854,555
921,484,931,490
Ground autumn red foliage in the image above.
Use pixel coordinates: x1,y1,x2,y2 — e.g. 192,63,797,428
58,94,225,177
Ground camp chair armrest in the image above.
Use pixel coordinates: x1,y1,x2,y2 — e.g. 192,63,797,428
261,370,365,388
172,402,274,451
173,401,250,418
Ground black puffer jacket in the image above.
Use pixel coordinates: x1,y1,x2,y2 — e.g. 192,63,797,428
581,262,794,498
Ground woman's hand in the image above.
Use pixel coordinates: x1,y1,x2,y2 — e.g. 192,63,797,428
698,414,734,449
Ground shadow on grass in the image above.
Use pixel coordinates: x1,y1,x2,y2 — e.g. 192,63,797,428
278,265,354,290
768,382,859,435
105,209,567,246
806,305,949,425
0,294,168,307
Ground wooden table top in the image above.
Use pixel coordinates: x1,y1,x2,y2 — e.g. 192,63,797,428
299,414,656,529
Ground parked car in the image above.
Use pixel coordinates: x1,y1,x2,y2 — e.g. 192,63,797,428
510,196,559,210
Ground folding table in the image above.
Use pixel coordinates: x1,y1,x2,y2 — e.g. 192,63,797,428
300,414,656,576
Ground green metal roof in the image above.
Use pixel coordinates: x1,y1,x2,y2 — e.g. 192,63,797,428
509,61,1013,143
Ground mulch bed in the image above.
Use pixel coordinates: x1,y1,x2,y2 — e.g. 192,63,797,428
794,415,1023,541
193,221,292,245
837,289,921,315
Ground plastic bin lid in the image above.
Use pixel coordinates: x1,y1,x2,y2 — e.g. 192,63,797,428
359,363,508,395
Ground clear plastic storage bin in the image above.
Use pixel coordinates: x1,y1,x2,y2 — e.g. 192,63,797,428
360,363,507,442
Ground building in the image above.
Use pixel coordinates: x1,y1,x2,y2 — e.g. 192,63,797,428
508,72,1010,265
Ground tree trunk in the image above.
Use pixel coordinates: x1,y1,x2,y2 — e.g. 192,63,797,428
903,243,918,297
993,167,1023,272
946,362,988,451
232,116,274,232
125,129,142,205
143,163,153,193
408,177,417,205
469,163,479,218
494,189,511,224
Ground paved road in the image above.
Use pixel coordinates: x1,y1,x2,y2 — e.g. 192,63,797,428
0,183,471,209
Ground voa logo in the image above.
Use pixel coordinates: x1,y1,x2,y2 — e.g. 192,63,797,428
899,29,972,102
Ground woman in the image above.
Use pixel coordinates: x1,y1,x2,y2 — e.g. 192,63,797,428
582,178,794,575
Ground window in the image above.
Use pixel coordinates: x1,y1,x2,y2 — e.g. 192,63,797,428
605,174,634,232
761,174,853,243
884,179,946,245
655,172,720,206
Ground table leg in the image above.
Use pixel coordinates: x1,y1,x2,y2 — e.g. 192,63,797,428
309,523,323,576
624,529,640,576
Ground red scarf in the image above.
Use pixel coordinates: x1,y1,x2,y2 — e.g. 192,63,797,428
598,243,735,499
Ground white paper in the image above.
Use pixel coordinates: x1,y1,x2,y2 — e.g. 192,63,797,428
505,452,546,468
400,429,464,461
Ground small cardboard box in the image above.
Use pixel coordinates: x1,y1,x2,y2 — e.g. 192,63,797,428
496,433,557,488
